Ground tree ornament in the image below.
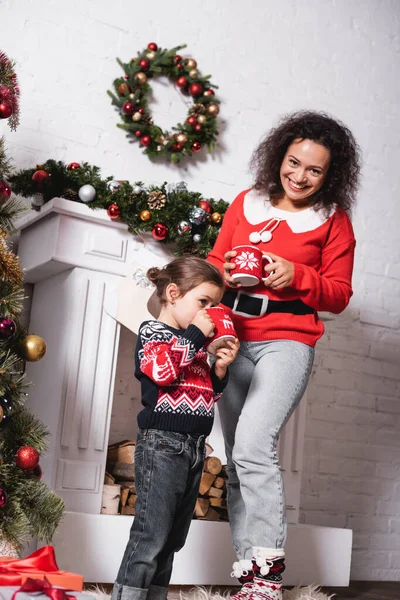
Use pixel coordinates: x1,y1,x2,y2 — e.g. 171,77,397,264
19,334,47,362
211,212,222,224
132,112,142,122
133,185,142,194
31,193,44,210
140,209,151,221
0,180,12,202
147,190,166,210
122,101,135,115
171,143,182,152
118,82,130,95
140,135,151,147
107,203,121,220
78,184,96,203
192,141,202,152
197,114,206,124
107,180,121,193
0,101,13,119
174,55,182,63
0,396,12,420
193,234,202,243
31,170,49,186
0,317,16,339
186,116,197,126
176,133,188,144
139,59,150,71
134,72,147,84
194,124,202,132
189,207,206,225
152,223,168,241
199,199,212,213
189,83,203,97
207,103,220,116
146,50,156,60
135,130,142,137
186,58,197,69
176,76,188,89
147,42,158,51
204,89,215,96
67,162,80,170
177,220,191,235
16,446,40,470
0,488,7,508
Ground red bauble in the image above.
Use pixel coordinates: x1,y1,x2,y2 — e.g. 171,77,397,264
140,135,151,147
199,199,212,213
139,59,150,71
122,101,135,115
0,180,12,202
138,108,144,114
0,101,13,119
171,143,182,152
152,223,168,241
135,130,142,138
204,89,215,96
0,488,7,508
189,83,203,97
118,83,130,95
174,55,182,63
107,204,121,220
176,76,188,89
147,43,158,51
186,116,197,126
124,74,129,79
0,85,13,100
32,170,49,185
67,162,80,170
176,63,183,70
194,124,202,132
192,142,202,153
0,317,16,339
16,446,40,470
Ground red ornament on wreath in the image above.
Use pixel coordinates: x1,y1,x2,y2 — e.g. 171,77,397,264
199,199,212,214
67,162,80,170
204,89,215,96
107,204,121,220
176,76,188,89
0,101,13,119
186,116,197,126
118,82,130,95
0,488,7,508
135,130,142,138
152,223,168,241
122,101,135,115
148,43,158,51
139,59,150,71
192,142,202,153
16,446,40,470
189,83,203,97
141,135,151,147
32,170,49,186
0,180,12,202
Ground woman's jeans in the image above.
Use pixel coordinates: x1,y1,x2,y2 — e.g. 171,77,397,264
112,429,206,600
217,340,314,560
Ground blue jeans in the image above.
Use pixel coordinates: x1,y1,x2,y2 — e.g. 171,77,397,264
112,429,206,600
217,340,314,560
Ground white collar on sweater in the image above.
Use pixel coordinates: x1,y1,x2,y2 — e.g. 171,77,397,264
243,189,336,233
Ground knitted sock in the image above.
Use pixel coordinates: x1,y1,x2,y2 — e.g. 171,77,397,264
248,547,286,600
230,560,254,600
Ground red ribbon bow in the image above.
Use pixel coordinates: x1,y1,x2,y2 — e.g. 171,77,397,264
0,547,70,588
10,576,77,600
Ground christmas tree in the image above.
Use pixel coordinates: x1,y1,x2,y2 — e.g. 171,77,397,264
0,50,64,555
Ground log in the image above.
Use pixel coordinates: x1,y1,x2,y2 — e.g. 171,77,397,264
209,497,226,507
104,471,115,485
194,498,210,518
121,506,135,515
199,472,216,495
108,440,136,464
213,476,225,489
208,486,223,498
107,461,134,482
204,457,222,475
101,484,121,515
127,494,137,507
120,488,129,507
202,507,220,521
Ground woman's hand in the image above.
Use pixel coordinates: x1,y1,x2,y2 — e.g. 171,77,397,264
263,252,295,290
214,338,240,379
223,251,241,288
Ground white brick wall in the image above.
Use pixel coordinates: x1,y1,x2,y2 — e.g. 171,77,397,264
2,0,400,582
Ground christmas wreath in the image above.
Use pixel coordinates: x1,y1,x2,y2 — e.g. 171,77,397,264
108,43,220,164
9,160,228,257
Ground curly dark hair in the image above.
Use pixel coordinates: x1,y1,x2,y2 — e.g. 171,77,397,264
250,110,361,214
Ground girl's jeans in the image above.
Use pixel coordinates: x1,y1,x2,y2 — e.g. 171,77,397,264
112,429,206,600
217,340,314,560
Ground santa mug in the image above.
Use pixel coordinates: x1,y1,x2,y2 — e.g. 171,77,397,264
230,245,273,287
204,306,237,355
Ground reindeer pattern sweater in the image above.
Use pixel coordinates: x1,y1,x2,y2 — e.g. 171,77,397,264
135,320,228,435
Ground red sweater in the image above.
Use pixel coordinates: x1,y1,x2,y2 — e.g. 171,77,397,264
207,189,356,347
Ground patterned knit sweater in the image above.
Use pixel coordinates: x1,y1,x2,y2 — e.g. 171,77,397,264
135,320,228,435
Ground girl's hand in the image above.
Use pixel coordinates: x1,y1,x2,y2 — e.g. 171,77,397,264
263,252,295,290
214,338,240,379
223,251,241,288
191,309,215,338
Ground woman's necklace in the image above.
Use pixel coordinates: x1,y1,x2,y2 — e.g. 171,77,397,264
249,217,282,244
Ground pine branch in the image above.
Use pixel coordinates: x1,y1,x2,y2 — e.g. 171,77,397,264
0,136,13,179
0,195,26,234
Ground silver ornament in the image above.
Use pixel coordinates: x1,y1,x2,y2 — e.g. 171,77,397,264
188,207,206,225
78,184,96,203
193,234,202,243
177,220,192,235
31,193,44,211
166,181,188,195
107,180,121,193
133,185,142,194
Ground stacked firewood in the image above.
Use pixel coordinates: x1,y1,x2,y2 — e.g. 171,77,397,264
102,440,228,521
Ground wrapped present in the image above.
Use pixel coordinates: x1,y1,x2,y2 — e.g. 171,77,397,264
0,580,92,600
0,547,83,591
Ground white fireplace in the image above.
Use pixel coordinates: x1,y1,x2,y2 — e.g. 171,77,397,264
17,198,352,586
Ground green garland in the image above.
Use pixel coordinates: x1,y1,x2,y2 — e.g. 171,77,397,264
108,43,220,164
9,160,228,257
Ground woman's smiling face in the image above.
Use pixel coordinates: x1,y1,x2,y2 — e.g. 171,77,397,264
279,138,331,207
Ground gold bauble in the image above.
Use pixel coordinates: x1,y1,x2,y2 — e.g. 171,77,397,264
186,58,197,69
140,210,151,221
197,114,206,124
211,212,222,224
129,93,135,99
134,72,147,84
176,133,188,144
206,103,220,116
146,50,156,60
132,112,142,122
189,69,199,79
19,334,47,362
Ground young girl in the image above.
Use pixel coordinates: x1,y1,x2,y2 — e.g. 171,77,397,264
111,256,239,600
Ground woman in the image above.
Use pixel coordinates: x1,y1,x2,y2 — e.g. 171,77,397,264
207,110,361,600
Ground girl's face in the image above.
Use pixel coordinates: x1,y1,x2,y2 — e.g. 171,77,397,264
169,281,223,329
279,139,331,207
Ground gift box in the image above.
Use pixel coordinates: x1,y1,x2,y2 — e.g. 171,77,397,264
0,547,83,591
0,586,92,600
